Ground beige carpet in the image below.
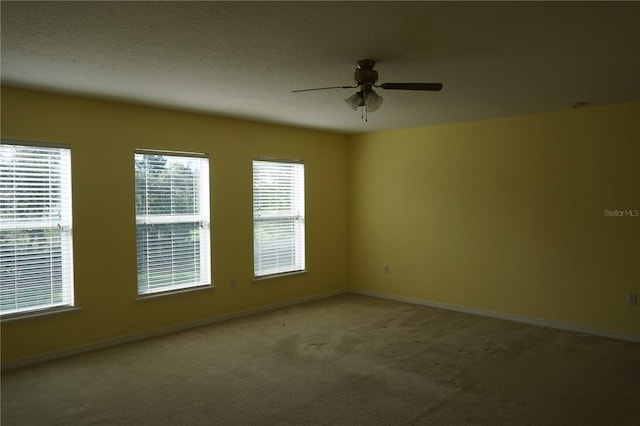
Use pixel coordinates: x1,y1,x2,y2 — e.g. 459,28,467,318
2,293,639,425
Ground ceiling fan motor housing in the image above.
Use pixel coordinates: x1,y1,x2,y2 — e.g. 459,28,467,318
354,68,379,87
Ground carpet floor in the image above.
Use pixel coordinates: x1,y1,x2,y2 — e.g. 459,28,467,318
2,293,639,425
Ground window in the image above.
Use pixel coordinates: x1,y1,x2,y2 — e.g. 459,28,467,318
135,150,210,295
0,142,74,316
253,159,305,278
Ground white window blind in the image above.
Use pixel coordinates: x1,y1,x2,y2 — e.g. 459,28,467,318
253,159,305,278
135,151,210,295
0,142,74,316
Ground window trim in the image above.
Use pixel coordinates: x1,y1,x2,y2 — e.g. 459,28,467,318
135,283,214,301
0,140,75,318
134,148,212,296
1,306,81,323
252,157,306,279
252,270,308,282
135,148,209,159
0,139,71,150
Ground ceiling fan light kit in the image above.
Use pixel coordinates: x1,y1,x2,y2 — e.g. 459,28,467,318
293,59,443,120
345,90,383,112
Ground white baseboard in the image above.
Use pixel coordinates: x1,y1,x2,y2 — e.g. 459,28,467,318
4,287,636,371
349,288,640,344
1,288,349,371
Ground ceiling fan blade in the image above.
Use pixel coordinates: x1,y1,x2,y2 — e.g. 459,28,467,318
379,82,443,91
292,85,358,93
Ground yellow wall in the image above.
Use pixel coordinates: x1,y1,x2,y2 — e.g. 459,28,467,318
348,102,640,336
1,87,349,363
2,86,638,365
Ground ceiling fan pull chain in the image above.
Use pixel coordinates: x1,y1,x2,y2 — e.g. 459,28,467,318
364,95,367,121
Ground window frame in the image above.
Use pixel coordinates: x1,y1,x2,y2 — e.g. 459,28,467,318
134,149,212,297
0,140,75,319
252,158,306,280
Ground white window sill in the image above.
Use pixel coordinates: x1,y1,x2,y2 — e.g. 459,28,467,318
136,284,215,301
253,270,308,282
1,306,81,323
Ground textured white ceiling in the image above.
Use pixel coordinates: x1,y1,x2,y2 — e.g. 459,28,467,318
1,1,639,134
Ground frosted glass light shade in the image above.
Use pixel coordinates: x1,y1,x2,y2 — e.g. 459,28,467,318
366,90,383,112
345,92,364,110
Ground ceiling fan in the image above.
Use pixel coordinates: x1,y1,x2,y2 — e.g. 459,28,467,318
292,59,443,117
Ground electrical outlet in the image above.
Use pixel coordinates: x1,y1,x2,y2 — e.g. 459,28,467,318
384,265,390,274
628,293,637,306
231,279,237,289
